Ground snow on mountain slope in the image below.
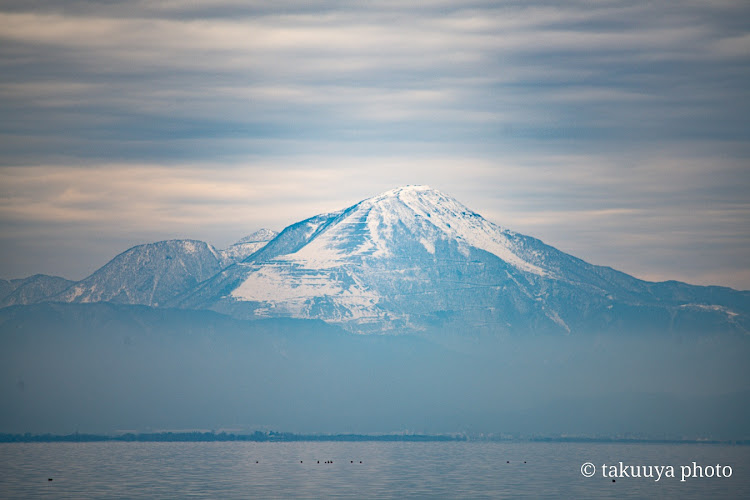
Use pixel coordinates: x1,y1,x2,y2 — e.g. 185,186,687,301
55,240,224,307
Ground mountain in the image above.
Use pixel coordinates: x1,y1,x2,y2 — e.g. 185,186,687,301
6,186,747,335
180,185,750,335
218,229,279,266
0,274,75,307
54,239,225,307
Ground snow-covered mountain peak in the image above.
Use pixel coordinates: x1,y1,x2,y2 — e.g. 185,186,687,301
55,239,224,306
223,186,550,324
364,185,469,217
370,184,433,200
284,186,547,276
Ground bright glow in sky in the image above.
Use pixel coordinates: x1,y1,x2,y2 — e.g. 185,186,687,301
0,1,748,289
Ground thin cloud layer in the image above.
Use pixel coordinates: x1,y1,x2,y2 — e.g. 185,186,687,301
0,1,748,288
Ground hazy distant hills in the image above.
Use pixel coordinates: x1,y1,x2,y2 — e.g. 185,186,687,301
1,186,748,335
2,301,748,437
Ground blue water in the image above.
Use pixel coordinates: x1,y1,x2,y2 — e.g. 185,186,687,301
0,441,748,499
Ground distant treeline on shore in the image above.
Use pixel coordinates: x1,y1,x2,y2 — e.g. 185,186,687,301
0,432,747,445
0,431,464,443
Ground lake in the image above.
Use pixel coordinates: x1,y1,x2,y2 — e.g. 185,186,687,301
1,441,748,498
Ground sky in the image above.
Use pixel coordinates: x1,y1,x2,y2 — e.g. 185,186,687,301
0,0,748,289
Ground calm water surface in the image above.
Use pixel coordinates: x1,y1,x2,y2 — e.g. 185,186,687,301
0,441,748,499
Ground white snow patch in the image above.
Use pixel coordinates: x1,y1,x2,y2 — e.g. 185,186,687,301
366,209,391,258
207,244,221,260
231,263,339,303
284,238,347,270
420,237,435,254
679,303,738,317
182,241,199,254
230,262,382,321
545,309,571,333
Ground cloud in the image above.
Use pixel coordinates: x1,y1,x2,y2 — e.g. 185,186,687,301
0,1,748,288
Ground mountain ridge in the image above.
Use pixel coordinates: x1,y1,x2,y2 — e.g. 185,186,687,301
0,274,76,307
2,186,748,335
0,231,278,307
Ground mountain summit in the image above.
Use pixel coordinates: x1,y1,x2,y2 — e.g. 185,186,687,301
56,239,224,307
180,186,749,334
248,185,547,275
